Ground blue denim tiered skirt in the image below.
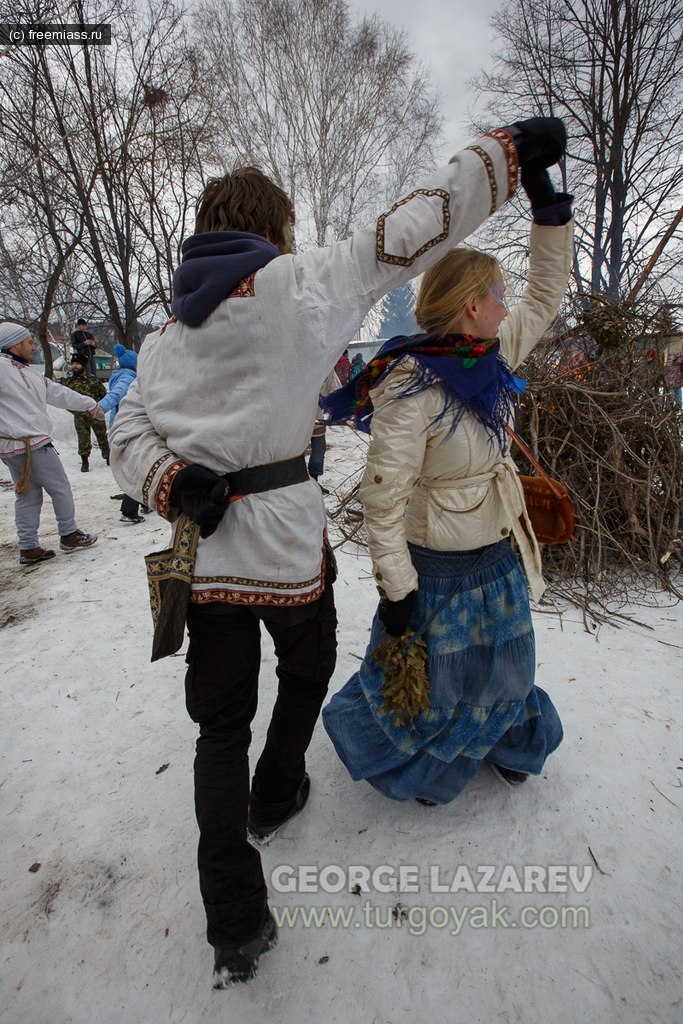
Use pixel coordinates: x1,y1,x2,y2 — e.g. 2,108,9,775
323,540,563,803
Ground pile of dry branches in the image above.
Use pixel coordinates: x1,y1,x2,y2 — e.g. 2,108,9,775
517,312,683,616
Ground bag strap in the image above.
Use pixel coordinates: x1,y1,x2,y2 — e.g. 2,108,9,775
505,425,566,499
173,513,201,558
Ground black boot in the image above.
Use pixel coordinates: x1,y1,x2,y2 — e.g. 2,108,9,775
212,910,278,988
490,763,529,786
501,116,566,167
81,456,89,473
248,773,311,845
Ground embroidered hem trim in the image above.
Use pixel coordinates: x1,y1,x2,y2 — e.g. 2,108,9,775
189,581,325,607
189,549,328,607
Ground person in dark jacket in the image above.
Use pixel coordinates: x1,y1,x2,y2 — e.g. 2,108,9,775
63,353,109,471
70,318,97,375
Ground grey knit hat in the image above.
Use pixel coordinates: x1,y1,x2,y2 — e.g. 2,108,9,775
0,322,31,352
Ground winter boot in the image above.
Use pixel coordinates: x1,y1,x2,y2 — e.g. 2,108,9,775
60,530,98,553
490,763,528,786
19,547,56,566
212,910,278,988
80,456,89,473
248,773,311,845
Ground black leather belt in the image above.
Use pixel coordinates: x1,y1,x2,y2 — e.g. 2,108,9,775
226,453,309,497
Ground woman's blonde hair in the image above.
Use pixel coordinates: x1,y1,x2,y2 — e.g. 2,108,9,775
415,247,501,336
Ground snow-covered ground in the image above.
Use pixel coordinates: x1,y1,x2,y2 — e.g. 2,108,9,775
1,412,681,1024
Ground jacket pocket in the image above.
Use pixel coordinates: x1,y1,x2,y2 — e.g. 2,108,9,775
424,482,492,550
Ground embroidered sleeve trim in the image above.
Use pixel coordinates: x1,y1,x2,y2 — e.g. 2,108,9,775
484,128,519,201
467,131,519,213
466,146,498,215
146,456,186,516
376,189,450,267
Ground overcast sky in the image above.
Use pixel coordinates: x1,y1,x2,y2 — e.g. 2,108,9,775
355,0,504,160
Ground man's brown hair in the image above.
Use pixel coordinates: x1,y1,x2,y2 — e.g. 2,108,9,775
194,167,295,250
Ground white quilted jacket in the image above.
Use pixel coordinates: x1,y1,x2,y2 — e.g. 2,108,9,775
359,218,574,604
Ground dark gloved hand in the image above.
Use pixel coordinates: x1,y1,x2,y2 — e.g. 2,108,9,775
169,464,230,539
520,162,557,210
502,116,566,168
378,590,417,637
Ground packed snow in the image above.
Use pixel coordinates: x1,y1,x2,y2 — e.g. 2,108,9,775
1,408,681,1024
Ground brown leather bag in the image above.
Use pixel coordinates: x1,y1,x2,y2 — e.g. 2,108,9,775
507,427,575,545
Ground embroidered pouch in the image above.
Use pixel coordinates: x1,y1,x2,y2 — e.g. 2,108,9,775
145,515,200,661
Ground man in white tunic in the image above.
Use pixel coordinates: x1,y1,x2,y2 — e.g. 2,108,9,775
110,118,566,987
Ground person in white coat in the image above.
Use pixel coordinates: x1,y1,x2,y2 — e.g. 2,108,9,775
323,152,573,803
109,117,567,987
0,322,99,564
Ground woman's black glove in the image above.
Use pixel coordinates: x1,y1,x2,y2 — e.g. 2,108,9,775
170,464,230,538
521,162,557,210
378,590,417,637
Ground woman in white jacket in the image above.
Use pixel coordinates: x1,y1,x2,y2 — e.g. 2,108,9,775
322,161,574,803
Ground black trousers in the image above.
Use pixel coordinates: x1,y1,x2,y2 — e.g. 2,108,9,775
120,494,140,517
184,572,337,948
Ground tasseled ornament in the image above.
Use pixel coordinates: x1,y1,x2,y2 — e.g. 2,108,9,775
372,632,430,727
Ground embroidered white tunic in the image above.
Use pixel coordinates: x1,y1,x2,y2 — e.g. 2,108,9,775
0,353,99,457
110,133,519,605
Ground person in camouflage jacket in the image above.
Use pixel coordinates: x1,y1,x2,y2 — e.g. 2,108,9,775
63,352,109,471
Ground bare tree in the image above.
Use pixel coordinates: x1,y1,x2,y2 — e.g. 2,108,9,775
0,51,90,370
472,0,683,301
198,0,443,248
459,0,683,611
0,0,216,351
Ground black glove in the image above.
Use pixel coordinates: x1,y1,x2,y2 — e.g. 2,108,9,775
378,590,417,637
502,116,566,168
169,464,230,539
520,162,557,210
